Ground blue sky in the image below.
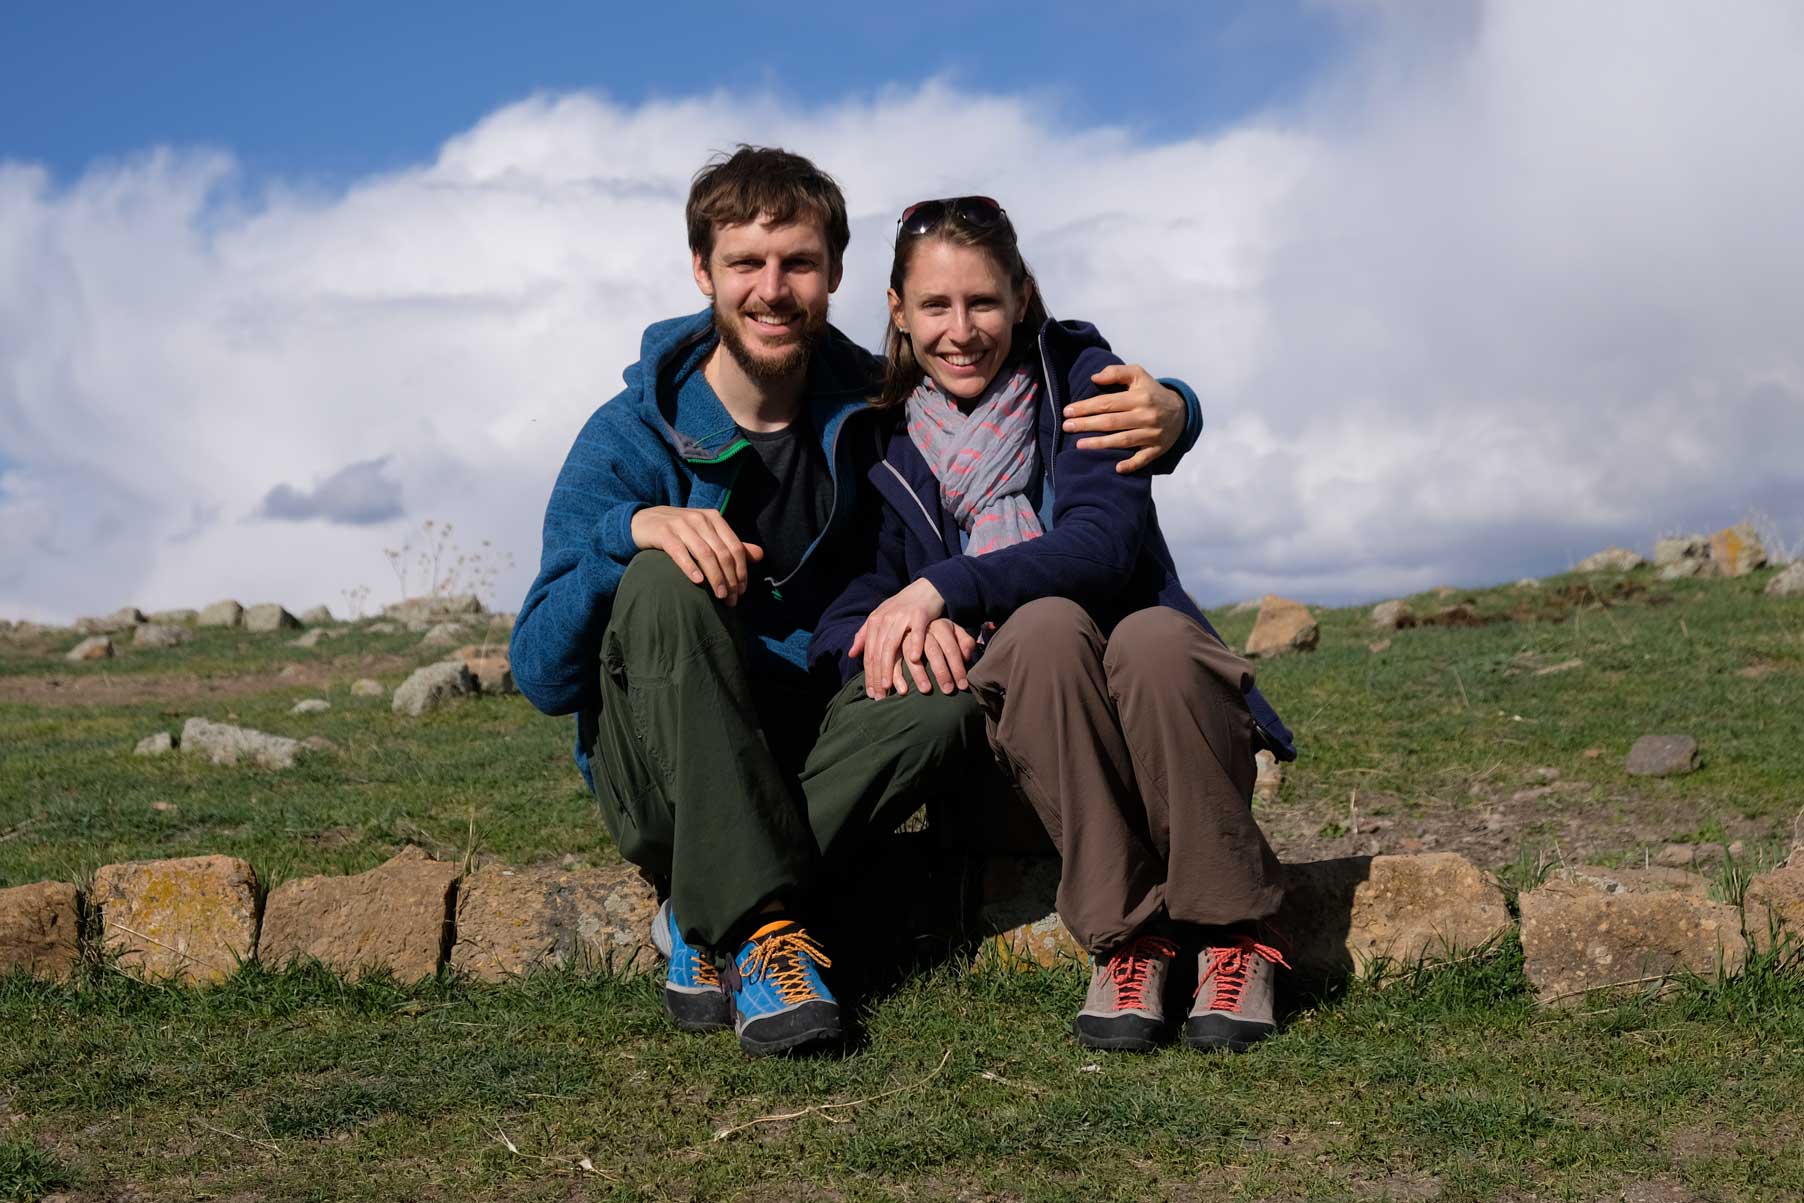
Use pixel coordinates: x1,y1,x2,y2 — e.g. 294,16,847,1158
1,1,1350,181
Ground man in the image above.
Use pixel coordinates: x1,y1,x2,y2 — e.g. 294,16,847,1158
511,146,1201,1056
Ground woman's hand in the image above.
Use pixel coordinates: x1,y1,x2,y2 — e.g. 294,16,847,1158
1061,363,1187,474
849,578,952,699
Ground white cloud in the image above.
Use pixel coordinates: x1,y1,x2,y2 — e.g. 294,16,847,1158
3,1,1803,623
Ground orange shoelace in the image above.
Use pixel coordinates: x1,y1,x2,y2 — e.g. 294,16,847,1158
1197,938,1291,1013
1105,934,1179,1009
738,921,833,1004
687,947,720,988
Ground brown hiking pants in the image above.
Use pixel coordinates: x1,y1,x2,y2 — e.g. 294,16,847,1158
967,599,1284,954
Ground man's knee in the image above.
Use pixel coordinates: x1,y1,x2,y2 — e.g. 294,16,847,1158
617,550,711,611
867,686,983,760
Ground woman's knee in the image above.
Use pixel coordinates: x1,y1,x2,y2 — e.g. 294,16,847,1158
1102,607,1197,685
990,597,1102,667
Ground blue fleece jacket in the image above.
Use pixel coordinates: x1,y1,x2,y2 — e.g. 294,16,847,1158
811,319,1296,760
511,308,1207,788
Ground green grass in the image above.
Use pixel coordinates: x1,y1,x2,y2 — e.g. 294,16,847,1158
3,568,1803,1199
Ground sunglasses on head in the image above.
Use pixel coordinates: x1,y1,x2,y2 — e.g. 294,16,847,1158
896,195,1006,237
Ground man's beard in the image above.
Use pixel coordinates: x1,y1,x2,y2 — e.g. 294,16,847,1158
713,301,825,382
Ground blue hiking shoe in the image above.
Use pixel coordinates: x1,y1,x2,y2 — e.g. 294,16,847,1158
651,900,730,1033
725,919,842,1056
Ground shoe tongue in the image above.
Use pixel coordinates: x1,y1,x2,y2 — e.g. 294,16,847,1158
749,918,798,941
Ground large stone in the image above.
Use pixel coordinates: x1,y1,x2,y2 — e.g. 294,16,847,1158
973,857,1083,967
197,600,244,628
391,661,476,717
133,623,192,649
243,603,300,633
289,628,327,648
1659,558,1708,581
65,635,114,662
1765,562,1804,597
462,656,515,696
1627,734,1699,777
179,717,302,770
259,846,459,981
0,881,81,981
1653,535,1707,567
1370,600,1416,631
290,698,331,715
1245,595,1319,658
1575,547,1645,572
383,594,485,624
147,608,199,625
299,605,335,625
1520,868,1747,1005
1709,523,1766,577
77,606,145,634
1275,853,1512,980
452,860,658,979
93,855,259,985
1743,861,1804,953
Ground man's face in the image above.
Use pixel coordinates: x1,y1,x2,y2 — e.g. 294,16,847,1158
693,216,841,381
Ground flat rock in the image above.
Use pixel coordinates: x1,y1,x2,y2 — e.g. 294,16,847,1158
1275,853,1512,980
180,717,302,769
197,600,244,628
452,860,659,979
1765,562,1804,597
1520,873,1746,1005
93,855,259,985
147,608,198,625
1576,547,1645,572
1627,734,1699,777
350,678,386,698
1709,523,1766,577
299,605,334,625
133,731,175,757
391,661,475,717
1659,559,1707,581
1653,535,1707,567
259,846,460,981
384,594,484,624
243,603,300,632
290,698,331,715
289,628,328,648
1370,600,1416,631
0,881,81,981
419,622,467,647
77,606,145,634
1245,595,1319,658
65,635,113,662
1552,864,1709,896
133,623,192,649
365,620,401,634
1745,860,1804,953
973,857,1083,967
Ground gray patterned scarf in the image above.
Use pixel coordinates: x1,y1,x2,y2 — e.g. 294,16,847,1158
905,363,1044,556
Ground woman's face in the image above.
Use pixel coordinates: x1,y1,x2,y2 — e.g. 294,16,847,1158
889,239,1032,402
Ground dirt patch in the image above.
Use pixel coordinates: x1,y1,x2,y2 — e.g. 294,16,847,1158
1506,579,1674,625
0,654,416,707
1260,772,1777,871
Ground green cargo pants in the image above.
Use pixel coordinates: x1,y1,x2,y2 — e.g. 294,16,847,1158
586,551,983,953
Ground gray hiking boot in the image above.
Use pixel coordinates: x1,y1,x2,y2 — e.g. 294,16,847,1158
1073,933,1179,1052
1184,933,1290,1052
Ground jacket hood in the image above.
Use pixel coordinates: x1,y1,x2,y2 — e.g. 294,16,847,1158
623,308,881,460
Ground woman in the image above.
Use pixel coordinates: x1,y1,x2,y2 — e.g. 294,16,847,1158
812,196,1297,1053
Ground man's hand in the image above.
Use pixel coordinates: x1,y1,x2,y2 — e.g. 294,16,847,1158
1062,363,1187,474
629,506,764,605
880,618,975,698
849,578,951,698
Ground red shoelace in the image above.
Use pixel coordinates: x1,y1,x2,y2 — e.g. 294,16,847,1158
1105,934,1179,1009
1197,937,1291,1013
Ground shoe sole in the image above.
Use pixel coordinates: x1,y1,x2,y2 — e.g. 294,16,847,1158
1183,1016,1274,1053
1073,1014,1165,1053
664,988,732,1034
736,1000,842,1057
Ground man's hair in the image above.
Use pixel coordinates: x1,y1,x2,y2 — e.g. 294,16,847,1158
686,146,851,270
